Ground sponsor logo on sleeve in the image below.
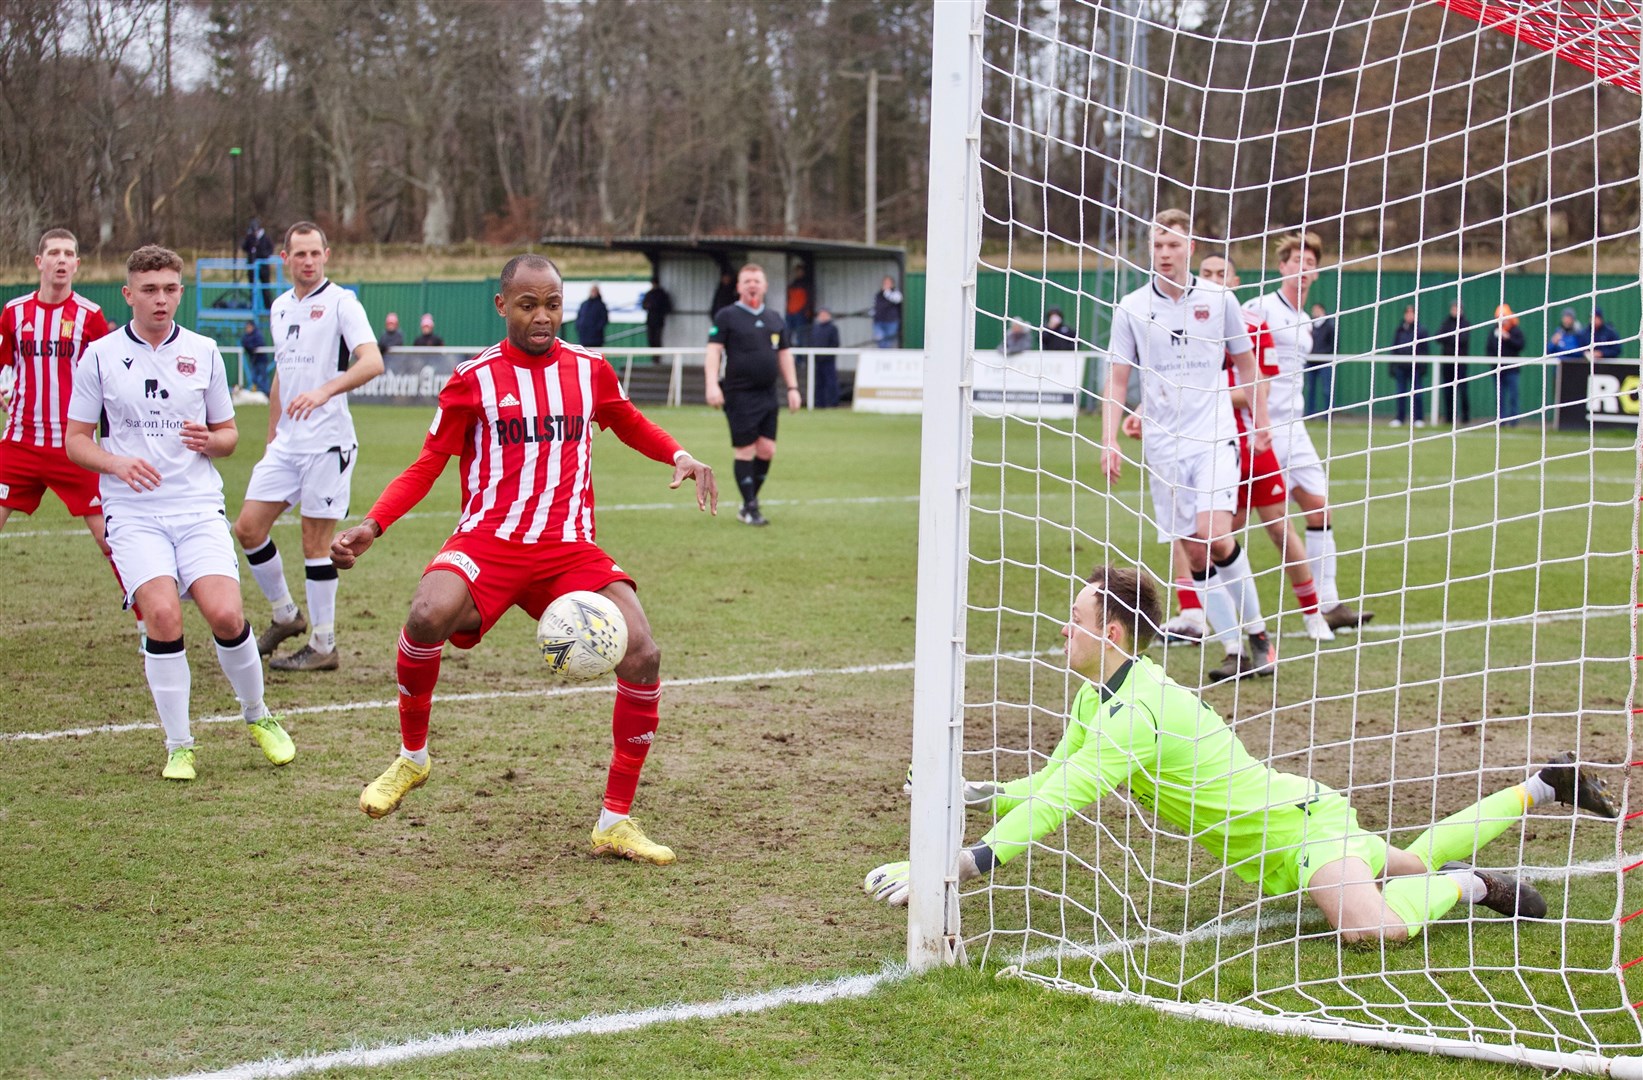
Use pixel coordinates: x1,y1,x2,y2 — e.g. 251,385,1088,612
432,549,481,581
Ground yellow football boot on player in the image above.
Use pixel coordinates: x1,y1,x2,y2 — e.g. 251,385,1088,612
248,715,296,766
591,817,676,865
162,747,197,781
359,754,431,818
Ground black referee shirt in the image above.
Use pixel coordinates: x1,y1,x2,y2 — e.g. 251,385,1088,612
709,303,790,392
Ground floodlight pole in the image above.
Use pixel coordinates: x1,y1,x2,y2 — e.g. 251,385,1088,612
841,67,902,246
230,146,242,262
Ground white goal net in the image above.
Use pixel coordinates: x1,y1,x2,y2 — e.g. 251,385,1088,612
909,0,1642,1071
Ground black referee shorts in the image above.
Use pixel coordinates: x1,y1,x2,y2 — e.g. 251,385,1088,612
722,387,780,448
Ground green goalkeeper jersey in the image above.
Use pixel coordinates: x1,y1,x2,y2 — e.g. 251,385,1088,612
980,655,1317,883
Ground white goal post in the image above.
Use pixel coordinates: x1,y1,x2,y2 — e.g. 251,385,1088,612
909,0,1642,1072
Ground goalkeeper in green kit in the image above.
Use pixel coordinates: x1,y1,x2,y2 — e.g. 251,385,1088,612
867,565,1617,944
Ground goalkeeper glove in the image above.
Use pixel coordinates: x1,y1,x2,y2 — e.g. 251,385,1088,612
864,860,910,906
902,765,1003,806
864,846,993,907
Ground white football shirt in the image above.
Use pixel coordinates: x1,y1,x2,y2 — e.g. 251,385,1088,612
1107,276,1253,454
268,279,375,453
1244,290,1313,428
68,323,235,517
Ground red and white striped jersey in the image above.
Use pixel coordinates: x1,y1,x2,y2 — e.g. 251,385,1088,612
1224,310,1277,436
418,338,682,544
0,291,114,448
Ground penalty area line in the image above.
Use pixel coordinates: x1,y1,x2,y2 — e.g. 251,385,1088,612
164,965,905,1080
3,605,1631,743
167,849,1642,1078
0,658,922,743
0,494,921,540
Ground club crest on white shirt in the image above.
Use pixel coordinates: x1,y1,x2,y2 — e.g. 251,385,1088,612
176,356,196,375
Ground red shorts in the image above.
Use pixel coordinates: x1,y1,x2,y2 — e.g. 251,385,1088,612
1238,437,1288,514
424,532,635,649
0,439,102,517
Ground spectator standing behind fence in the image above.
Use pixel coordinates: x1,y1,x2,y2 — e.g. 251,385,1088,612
1437,301,1472,426
873,276,903,348
240,319,271,395
413,314,443,347
785,263,813,348
642,276,672,350
1041,307,1077,350
711,270,737,316
810,307,841,408
575,285,609,348
1388,305,1429,428
1001,319,1033,356
1587,308,1621,360
1305,302,1335,417
1482,304,1525,427
241,218,274,302
377,312,404,356
1547,308,1587,359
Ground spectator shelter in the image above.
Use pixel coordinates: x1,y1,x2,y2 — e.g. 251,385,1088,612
538,235,905,350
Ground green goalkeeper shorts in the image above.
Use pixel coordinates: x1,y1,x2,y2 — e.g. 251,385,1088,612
1259,789,1389,896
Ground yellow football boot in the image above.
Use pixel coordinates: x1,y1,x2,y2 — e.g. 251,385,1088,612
359,754,431,818
162,747,197,781
248,715,296,766
590,817,676,865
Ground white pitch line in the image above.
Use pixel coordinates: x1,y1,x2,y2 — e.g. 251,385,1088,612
0,494,921,540
0,659,922,743
165,965,906,1080
3,607,1629,744
3,463,1635,541
167,848,1642,1080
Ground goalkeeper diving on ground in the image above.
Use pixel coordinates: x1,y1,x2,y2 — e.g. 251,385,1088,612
869,565,1618,944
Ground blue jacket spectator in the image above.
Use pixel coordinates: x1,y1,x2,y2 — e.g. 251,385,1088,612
1588,308,1621,359
1390,307,1427,356
873,277,903,348
575,286,609,348
1547,308,1588,358
1387,305,1428,426
809,307,842,409
239,319,272,395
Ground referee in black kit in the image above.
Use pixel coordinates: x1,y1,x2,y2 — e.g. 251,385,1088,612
703,263,801,527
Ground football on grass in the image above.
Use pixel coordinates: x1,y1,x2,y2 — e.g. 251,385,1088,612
537,590,628,681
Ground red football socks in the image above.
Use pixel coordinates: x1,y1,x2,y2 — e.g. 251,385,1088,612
604,678,661,814
396,629,445,753
1176,577,1202,611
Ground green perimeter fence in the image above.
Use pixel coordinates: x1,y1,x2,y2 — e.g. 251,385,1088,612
5,269,1629,414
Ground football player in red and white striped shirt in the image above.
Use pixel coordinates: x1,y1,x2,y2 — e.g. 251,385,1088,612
332,254,717,865
0,228,144,638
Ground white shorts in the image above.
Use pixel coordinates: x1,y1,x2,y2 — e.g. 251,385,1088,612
244,442,357,520
1270,424,1327,500
105,510,240,607
1145,440,1240,542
